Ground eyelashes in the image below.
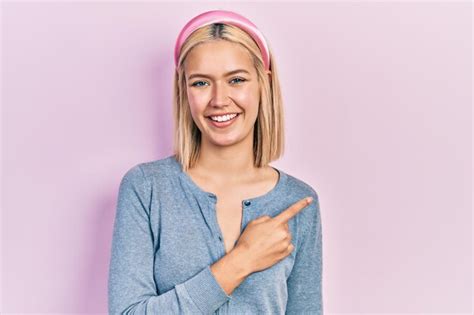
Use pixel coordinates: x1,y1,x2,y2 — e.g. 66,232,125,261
191,77,247,87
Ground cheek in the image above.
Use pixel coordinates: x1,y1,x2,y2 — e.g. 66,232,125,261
186,90,198,107
232,86,260,108
187,92,207,116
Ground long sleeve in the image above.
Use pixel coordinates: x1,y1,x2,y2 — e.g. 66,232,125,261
285,191,324,314
107,165,231,314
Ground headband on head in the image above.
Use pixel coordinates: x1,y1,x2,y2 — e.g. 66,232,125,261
174,10,271,71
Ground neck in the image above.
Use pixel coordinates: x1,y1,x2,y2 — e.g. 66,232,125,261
192,132,261,183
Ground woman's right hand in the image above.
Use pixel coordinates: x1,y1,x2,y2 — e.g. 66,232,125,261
233,196,313,273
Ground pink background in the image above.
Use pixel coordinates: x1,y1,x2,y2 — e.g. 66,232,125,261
1,1,472,314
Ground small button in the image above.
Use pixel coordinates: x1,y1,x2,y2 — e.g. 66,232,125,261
218,235,222,241
244,200,251,206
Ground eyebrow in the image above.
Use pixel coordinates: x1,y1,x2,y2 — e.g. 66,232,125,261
187,69,250,80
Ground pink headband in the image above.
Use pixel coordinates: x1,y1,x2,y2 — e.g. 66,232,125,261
174,10,271,71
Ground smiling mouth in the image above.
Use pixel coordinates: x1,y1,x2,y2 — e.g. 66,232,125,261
207,113,240,122
206,113,241,128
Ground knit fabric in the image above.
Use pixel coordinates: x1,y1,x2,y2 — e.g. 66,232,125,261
108,154,323,314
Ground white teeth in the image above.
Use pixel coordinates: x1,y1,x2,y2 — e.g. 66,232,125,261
210,113,237,122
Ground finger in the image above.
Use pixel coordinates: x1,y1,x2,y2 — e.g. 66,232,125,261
253,215,271,224
273,196,313,225
287,243,295,253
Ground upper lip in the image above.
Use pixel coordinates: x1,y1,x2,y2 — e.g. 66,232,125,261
206,112,241,118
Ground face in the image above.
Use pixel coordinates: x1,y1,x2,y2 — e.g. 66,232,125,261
184,40,262,148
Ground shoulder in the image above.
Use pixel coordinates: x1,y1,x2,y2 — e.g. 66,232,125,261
118,154,181,202
121,154,180,183
279,170,322,235
117,155,180,213
280,170,320,206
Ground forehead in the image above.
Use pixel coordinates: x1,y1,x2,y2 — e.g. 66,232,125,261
184,40,255,74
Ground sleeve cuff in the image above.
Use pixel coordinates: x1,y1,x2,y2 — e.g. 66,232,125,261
183,265,232,314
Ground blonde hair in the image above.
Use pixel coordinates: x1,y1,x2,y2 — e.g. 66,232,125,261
172,22,285,172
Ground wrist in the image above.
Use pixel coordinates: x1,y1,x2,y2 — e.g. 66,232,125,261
227,245,253,278
209,245,252,296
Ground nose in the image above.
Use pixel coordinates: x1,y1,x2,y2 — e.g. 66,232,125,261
210,81,230,107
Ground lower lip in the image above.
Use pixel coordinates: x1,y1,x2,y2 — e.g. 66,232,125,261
207,114,240,128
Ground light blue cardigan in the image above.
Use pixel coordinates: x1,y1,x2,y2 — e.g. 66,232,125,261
108,154,323,314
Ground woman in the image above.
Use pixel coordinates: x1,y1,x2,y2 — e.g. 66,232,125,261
108,10,323,314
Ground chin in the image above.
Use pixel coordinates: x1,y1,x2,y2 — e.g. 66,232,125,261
205,134,241,147
210,138,238,147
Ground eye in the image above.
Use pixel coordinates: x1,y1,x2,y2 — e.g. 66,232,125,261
190,77,247,88
191,81,208,87
230,77,246,84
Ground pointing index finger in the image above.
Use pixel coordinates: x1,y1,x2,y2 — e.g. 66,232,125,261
273,197,313,225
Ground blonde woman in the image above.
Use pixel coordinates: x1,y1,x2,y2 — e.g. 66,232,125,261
108,10,323,315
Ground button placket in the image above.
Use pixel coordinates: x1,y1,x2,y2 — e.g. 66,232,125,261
208,193,227,256
240,199,253,234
